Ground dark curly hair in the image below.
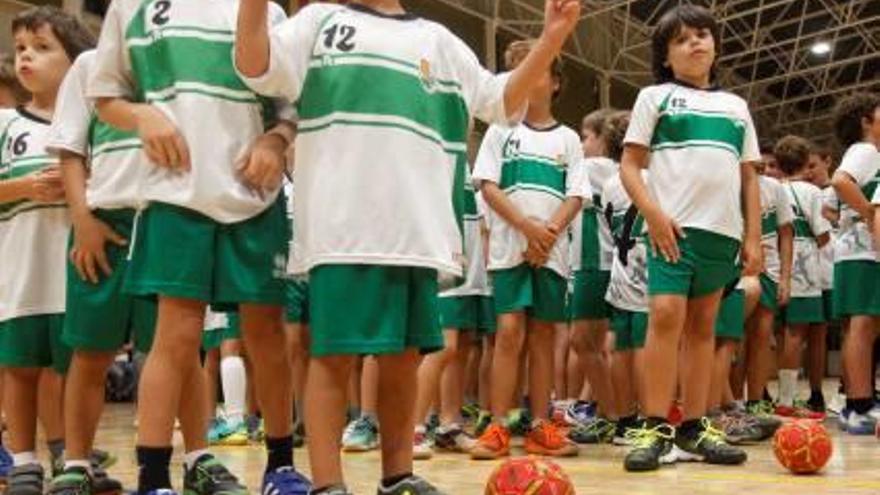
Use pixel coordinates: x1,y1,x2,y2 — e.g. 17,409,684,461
604,111,630,163
12,6,95,62
833,92,880,149
652,5,720,84
773,135,812,176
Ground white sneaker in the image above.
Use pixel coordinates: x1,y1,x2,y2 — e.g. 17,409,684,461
846,412,876,435
867,407,880,422
413,429,434,460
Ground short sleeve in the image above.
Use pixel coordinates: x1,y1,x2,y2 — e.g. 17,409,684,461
48,52,93,157
839,144,880,187
624,87,659,148
87,0,135,99
565,135,592,200
809,187,831,236
823,187,840,211
472,125,506,186
740,107,761,163
775,181,794,226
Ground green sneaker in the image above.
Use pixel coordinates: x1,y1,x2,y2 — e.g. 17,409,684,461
671,418,748,465
506,408,532,436
341,416,379,452
623,423,676,472
89,450,116,471
377,475,445,495
461,403,480,421
474,411,492,438
568,417,616,444
47,468,91,495
182,454,246,495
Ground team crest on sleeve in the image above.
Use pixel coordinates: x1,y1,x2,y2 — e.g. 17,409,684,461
419,58,436,90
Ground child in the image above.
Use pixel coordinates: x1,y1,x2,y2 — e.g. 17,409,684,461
773,136,831,420
832,92,880,434
89,1,309,494
566,108,619,432
470,38,588,460
236,0,581,491
618,5,761,471
202,311,248,445
0,7,89,494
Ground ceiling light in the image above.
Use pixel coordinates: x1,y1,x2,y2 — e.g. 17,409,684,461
810,41,832,55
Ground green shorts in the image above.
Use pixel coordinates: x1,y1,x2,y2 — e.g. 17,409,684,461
202,313,241,351
285,279,309,324
570,269,611,320
125,199,288,309
63,208,157,354
610,307,647,351
758,274,778,313
491,264,568,322
647,228,740,298
822,290,834,323
833,260,880,317
785,296,825,324
438,295,496,333
308,264,442,357
715,289,745,341
0,315,71,373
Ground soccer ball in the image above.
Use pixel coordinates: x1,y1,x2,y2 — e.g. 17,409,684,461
484,457,575,495
772,420,833,474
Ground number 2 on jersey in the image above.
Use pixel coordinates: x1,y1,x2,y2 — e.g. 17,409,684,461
152,0,171,26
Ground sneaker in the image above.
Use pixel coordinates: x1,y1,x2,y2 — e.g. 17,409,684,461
613,419,639,446
433,424,476,453
568,417,615,444
461,403,480,422
506,408,532,436
868,407,880,422
310,485,351,495
342,416,380,452
208,418,236,445
412,429,434,460
182,454,247,495
806,392,826,414
550,400,572,426
261,467,311,495
524,420,579,457
743,401,783,439
470,424,511,460
47,467,91,495
216,420,249,447
671,418,747,465
622,423,676,472
838,408,851,431
91,467,123,495
563,401,595,427
7,464,45,495
425,414,440,436
89,450,116,471
775,404,825,420
845,412,877,435
246,415,265,442
473,410,492,438
377,474,445,495
143,491,178,495
710,412,765,445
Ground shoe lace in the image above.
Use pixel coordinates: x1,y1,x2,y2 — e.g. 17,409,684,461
199,459,240,486
478,424,507,446
695,418,729,447
533,421,566,444
624,424,674,450
749,400,775,416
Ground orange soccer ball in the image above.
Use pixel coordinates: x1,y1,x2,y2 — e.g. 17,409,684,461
484,457,575,495
772,420,833,474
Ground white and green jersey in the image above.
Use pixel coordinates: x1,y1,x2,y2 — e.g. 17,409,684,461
239,3,521,276
624,82,761,241
817,186,836,290
0,109,68,322
473,123,590,278
784,180,830,298
570,157,617,272
603,173,648,313
759,175,793,283
88,0,291,223
48,50,145,210
441,185,490,297
203,309,229,333
836,143,880,263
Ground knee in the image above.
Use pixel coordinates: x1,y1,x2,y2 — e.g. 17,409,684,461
71,351,116,379
493,328,524,356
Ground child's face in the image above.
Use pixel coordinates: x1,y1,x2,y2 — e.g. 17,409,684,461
14,24,71,97
762,153,783,179
666,24,716,84
581,128,605,158
806,153,830,184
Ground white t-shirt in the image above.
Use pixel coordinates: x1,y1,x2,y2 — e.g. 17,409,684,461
88,0,291,223
473,122,591,278
441,185,490,297
835,143,880,263
48,50,147,210
817,186,836,290
570,157,617,272
624,82,761,241
603,173,648,313
237,3,520,276
0,108,68,322
784,180,831,298
759,175,794,283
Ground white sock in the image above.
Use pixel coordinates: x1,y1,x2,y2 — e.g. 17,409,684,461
184,449,211,469
778,369,799,407
220,355,247,424
12,451,37,467
64,459,92,474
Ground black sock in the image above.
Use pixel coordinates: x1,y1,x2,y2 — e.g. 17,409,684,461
265,435,294,473
678,419,702,439
762,387,772,402
47,438,64,461
619,414,638,428
136,446,172,494
846,398,873,415
381,472,412,488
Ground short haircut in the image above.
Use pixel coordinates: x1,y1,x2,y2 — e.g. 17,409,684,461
12,6,95,62
581,108,616,138
833,92,880,149
773,135,812,176
652,5,720,84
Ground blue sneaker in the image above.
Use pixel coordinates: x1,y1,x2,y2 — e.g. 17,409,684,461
845,412,876,435
564,401,596,427
208,417,236,445
144,490,178,495
838,408,851,431
262,467,311,495
0,444,12,480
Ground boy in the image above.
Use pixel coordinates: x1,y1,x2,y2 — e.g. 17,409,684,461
89,1,309,494
235,0,581,492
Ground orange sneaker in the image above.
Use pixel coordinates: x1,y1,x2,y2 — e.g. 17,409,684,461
470,423,511,460
524,420,579,457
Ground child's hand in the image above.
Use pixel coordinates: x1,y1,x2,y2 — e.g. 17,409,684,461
523,242,550,267
26,166,65,203
236,132,288,196
645,209,684,263
519,217,557,254
70,212,127,284
542,0,582,47
134,105,191,171
776,278,791,307
741,237,763,277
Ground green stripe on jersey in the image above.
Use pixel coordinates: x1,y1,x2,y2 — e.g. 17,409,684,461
761,211,778,236
792,218,813,239
580,207,600,270
89,118,138,150
297,63,468,150
651,111,745,157
2,160,56,179
499,158,565,196
0,201,64,221
861,175,880,201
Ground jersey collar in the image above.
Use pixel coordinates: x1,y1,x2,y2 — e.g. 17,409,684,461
16,106,51,125
347,3,418,21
